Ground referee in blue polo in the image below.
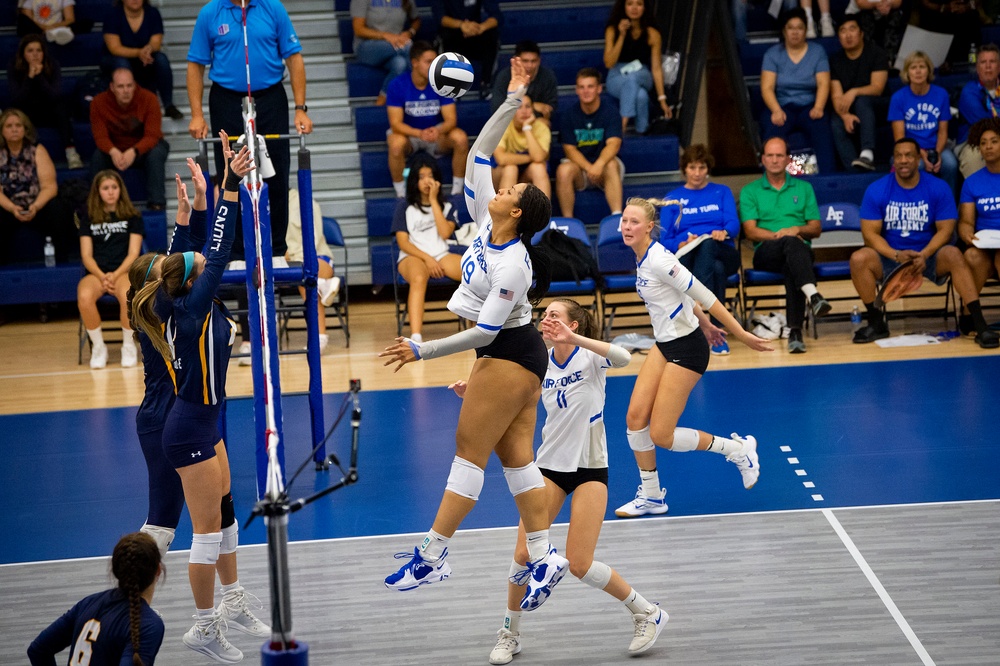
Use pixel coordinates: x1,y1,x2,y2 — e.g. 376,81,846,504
186,0,313,260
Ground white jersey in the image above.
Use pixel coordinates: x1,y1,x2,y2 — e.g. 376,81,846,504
537,346,612,472
636,241,715,342
445,146,533,330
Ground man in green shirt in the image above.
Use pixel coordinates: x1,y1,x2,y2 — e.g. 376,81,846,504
740,137,832,353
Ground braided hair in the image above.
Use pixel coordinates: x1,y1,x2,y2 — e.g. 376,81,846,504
111,533,162,666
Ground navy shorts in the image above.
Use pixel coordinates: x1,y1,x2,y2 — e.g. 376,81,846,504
541,467,609,495
654,327,710,375
879,254,946,286
476,323,548,383
162,398,222,469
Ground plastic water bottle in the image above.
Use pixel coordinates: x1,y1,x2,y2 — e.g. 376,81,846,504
43,236,56,268
850,305,862,331
970,44,978,65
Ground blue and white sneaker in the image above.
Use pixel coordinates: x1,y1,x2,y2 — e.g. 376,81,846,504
628,605,668,654
615,486,668,518
519,546,569,611
710,340,730,355
384,547,452,591
727,433,759,489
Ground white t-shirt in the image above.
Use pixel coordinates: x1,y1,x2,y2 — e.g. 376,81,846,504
391,200,457,262
636,241,715,342
19,0,74,27
537,346,613,472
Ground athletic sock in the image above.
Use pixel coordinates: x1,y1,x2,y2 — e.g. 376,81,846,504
525,530,549,562
706,434,742,456
860,149,874,161
121,328,136,349
196,607,216,628
221,580,241,601
801,283,818,299
967,300,989,334
452,178,463,195
623,588,654,615
639,469,660,498
419,529,449,561
503,609,522,634
392,181,405,197
87,327,104,346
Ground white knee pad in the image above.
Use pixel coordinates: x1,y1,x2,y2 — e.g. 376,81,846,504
502,462,545,497
139,523,175,558
579,560,612,590
189,532,222,565
670,427,700,452
445,457,485,500
220,523,238,555
627,427,655,452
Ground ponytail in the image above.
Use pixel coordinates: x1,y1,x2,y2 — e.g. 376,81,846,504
551,297,597,339
515,185,552,304
127,253,160,347
130,279,171,364
111,533,162,666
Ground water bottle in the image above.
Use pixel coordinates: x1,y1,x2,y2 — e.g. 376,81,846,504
43,236,56,268
850,305,862,331
970,44,978,66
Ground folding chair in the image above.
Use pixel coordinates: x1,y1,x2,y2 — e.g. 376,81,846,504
391,240,464,337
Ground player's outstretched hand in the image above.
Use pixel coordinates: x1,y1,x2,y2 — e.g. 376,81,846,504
448,380,468,398
540,317,576,344
229,144,256,179
508,56,529,94
379,337,419,372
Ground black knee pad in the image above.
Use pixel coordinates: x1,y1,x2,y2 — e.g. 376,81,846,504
221,492,235,529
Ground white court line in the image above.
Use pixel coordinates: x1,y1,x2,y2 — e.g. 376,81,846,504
823,508,936,666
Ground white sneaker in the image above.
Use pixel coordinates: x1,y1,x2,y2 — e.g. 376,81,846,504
182,615,244,663
629,605,668,654
615,486,668,518
45,27,73,45
820,15,835,37
218,587,270,637
317,276,341,306
238,341,251,366
384,547,452,591
65,146,83,169
519,545,568,611
121,343,138,368
489,628,521,665
90,344,107,369
727,433,760,489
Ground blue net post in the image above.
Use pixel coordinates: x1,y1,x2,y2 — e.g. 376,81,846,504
295,142,326,466
240,182,286,498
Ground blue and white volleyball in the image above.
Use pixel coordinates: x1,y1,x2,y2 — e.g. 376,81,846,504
429,52,474,99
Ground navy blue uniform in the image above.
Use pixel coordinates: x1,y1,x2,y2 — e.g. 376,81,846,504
160,200,238,468
28,589,164,666
136,209,207,526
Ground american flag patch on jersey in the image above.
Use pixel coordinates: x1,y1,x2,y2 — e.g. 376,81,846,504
499,288,513,301
668,266,677,277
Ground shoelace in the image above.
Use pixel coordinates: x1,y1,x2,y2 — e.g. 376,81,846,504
227,589,264,615
508,568,531,585
495,631,519,649
632,613,653,638
191,614,233,642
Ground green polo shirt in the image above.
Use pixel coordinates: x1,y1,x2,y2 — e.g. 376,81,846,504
739,175,820,246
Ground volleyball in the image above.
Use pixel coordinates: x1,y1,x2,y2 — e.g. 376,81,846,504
429,52,474,99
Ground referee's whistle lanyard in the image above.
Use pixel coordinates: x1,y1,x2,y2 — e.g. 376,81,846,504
982,84,1000,117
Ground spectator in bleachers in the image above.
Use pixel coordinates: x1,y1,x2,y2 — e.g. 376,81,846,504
603,0,671,136
386,41,469,199
955,44,1000,179
102,0,183,121
490,40,558,127
391,153,463,343
828,15,888,171
759,8,838,174
352,0,421,106
916,0,982,67
851,137,998,348
493,95,551,197
285,188,340,355
0,109,70,265
431,0,501,100
90,68,169,210
844,1,908,67
800,0,834,37
889,50,958,192
16,0,79,44
740,136,832,354
7,34,83,169
731,0,797,42
78,169,144,369
555,68,624,221
662,144,740,355
958,118,1000,335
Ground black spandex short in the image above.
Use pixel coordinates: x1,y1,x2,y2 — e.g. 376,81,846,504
476,323,548,383
654,327,710,375
541,467,609,495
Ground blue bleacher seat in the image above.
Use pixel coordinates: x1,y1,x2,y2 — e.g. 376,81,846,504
0,264,82,305
500,49,605,88
499,8,605,46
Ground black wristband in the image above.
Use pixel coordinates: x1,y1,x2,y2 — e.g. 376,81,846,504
224,169,243,192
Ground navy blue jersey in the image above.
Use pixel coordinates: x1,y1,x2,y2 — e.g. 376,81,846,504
136,209,207,434
28,589,164,666
159,201,238,406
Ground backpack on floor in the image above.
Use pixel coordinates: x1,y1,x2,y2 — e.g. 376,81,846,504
536,229,602,287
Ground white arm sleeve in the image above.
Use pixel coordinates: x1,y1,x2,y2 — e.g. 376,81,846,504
465,87,525,223
605,344,632,368
417,326,496,360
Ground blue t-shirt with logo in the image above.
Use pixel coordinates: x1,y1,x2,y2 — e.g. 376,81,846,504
887,85,952,150
386,73,455,130
860,173,957,251
558,99,622,163
960,167,1000,233
660,182,740,253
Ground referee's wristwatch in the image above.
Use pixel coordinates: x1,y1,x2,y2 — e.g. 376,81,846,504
295,104,308,112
